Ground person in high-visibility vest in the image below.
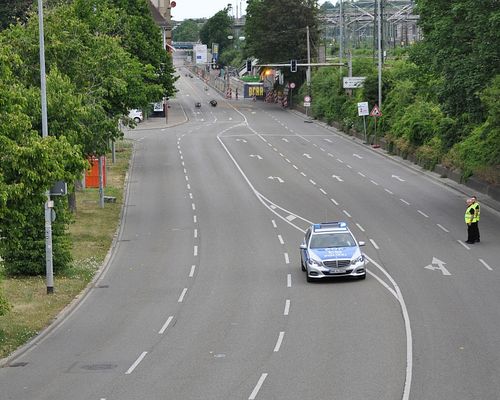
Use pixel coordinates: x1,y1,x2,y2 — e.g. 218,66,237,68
471,195,480,243
464,198,476,244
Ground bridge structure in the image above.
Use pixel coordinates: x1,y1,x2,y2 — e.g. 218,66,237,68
172,41,197,50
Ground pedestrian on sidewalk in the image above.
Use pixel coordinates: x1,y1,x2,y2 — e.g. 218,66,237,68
465,197,477,244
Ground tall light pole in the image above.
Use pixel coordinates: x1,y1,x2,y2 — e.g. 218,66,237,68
377,0,383,109
38,0,54,294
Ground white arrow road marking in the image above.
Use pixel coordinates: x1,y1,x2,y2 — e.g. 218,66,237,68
332,175,344,182
353,153,363,159
249,154,263,159
303,153,312,159
268,176,284,183
424,257,451,275
236,138,247,143
392,174,406,182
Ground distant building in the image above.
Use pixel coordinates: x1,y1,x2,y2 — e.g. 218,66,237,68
148,0,174,52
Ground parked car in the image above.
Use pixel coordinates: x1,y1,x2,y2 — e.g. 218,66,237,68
209,100,217,107
195,102,201,108
128,109,143,123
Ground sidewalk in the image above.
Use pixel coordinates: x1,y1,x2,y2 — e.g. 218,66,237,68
132,100,188,131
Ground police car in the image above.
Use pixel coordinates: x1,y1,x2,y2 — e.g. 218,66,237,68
300,222,366,282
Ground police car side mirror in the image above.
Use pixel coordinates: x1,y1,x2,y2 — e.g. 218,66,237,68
358,241,365,247
299,243,306,249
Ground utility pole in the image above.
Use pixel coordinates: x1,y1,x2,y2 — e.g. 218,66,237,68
38,0,54,294
339,0,343,65
306,25,311,94
377,0,383,109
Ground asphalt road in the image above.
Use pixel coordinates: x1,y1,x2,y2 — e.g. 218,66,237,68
1,61,499,400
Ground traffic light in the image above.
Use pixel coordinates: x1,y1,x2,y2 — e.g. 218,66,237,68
246,59,252,72
290,59,297,72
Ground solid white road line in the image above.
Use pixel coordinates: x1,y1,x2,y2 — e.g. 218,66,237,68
178,288,188,303
479,258,493,271
287,274,292,287
249,373,268,400
284,299,290,315
274,332,285,352
159,316,174,334
125,351,148,375
189,265,196,277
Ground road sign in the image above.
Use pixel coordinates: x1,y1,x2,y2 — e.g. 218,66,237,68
370,104,382,117
357,102,369,116
343,77,366,88
304,95,311,102
290,82,296,89
304,102,311,107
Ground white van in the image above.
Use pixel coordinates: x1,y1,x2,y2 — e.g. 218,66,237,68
128,109,143,123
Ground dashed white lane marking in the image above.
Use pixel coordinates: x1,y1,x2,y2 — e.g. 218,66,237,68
370,239,380,250
178,288,188,303
331,198,339,206
337,158,344,163
309,179,316,185
183,168,187,174
194,245,198,256
436,224,449,233
320,188,327,195
271,219,277,228
284,299,290,315
400,199,411,205
479,259,493,271
346,164,353,169
284,253,290,264
187,183,190,190
343,210,352,218
249,373,268,400
193,215,197,223
287,274,292,287
159,316,174,334
189,193,193,199
125,351,148,374
194,229,198,238
371,180,379,186
458,240,470,250
273,332,285,352
384,188,394,194
278,235,284,244
185,175,189,181
355,223,365,232
300,172,307,177
417,210,429,218
293,164,298,170
358,172,366,177
192,203,196,210
189,265,196,277
285,158,291,163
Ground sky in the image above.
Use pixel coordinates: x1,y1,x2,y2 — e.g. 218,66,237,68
171,0,331,21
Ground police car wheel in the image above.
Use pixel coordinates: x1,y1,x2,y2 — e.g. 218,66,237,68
300,256,306,271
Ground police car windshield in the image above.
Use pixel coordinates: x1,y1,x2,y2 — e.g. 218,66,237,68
310,232,355,248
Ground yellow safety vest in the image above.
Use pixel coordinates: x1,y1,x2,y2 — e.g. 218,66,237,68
473,202,480,222
465,204,475,224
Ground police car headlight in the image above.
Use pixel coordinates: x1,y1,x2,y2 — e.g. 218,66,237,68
308,258,323,267
351,254,364,265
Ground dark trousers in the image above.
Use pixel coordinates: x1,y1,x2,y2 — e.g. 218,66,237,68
467,224,475,242
471,222,480,242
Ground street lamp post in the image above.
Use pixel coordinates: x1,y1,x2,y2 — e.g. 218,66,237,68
38,0,54,294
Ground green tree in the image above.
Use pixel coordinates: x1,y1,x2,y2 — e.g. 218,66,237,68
244,0,320,63
199,9,232,57
0,0,32,31
411,0,500,123
173,19,201,42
